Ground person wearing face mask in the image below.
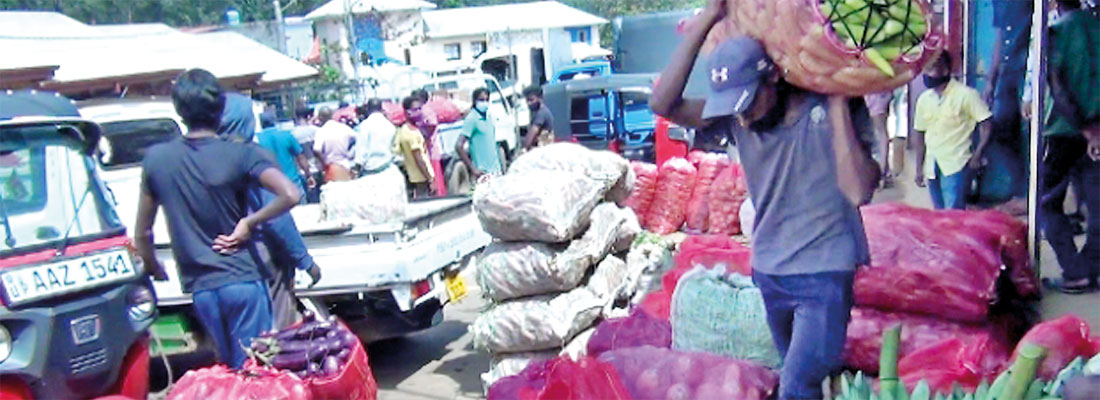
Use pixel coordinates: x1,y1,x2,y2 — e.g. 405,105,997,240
912,53,994,210
456,88,504,182
650,1,880,397
394,96,435,198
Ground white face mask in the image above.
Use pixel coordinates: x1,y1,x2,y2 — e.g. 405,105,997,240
474,101,489,113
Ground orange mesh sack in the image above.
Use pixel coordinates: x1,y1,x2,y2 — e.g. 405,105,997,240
703,0,943,96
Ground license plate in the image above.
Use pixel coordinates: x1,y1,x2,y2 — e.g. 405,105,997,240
444,273,467,303
1,250,136,305
70,314,101,345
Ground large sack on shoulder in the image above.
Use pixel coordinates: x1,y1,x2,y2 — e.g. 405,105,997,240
320,166,407,224
474,171,603,242
509,143,631,202
472,287,604,353
477,203,637,301
671,266,780,368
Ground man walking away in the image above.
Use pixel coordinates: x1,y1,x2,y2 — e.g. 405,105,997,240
353,99,397,176
650,1,880,397
133,70,302,367
457,88,504,182
313,107,356,183
292,108,321,203
1040,0,1100,294
394,96,435,198
523,85,555,150
912,53,994,209
259,114,313,202
218,97,323,329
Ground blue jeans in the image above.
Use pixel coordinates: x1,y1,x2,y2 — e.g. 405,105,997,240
754,270,855,400
1041,136,1100,282
929,164,972,210
248,188,314,272
192,281,272,368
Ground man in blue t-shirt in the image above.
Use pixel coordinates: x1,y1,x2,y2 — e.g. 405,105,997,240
132,69,302,368
258,113,312,201
650,2,880,397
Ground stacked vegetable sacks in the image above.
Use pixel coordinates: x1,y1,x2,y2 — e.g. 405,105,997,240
625,154,749,235
710,0,943,96
471,143,641,391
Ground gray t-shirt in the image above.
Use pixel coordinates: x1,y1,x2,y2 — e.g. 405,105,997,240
530,103,554,131
141,136,275,292
718,93,871,275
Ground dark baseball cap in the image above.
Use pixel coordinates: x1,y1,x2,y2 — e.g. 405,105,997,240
702,36,776,120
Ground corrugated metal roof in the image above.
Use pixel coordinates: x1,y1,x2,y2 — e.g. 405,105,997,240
304,0,436,20
423,1,607,38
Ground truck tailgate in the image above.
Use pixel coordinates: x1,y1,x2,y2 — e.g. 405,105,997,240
151,197,490,306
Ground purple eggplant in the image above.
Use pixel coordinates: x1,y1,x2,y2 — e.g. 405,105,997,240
274,321,333,341
301,310,316,323
251,340,270,353
322,355,341,377
336,348,351,362
271,351,312,371
325,329,339,339
274,339,315,354
307,362,321,376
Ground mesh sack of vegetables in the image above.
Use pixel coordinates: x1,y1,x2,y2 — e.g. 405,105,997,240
245,315,378,400
481,351,557,391
381,101,406,126
856,203,1011,323
645,157,697,234
508,143,633,203
706,163,749,236
425,96,463,124
670,266,781,368
477,203,636,301
167,364,313,400
895,337,1006,395
704,0,943,96
597,345,778,400
474,170,604,243
472,286,605,353
487,356,632,400
673,234,752,276
587,308,672,358
319,166,407,223
843,307,1011,375
1010,314,1100,381
622,161,658,224
684,152,730,233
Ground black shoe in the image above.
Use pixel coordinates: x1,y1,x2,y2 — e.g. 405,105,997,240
1042,277,1099,295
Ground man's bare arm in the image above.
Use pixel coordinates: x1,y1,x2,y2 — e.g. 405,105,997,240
970,119,993,168
912,129,927,187
829,96,881,206
455,135,480,177
524,126,541,150
133,189,168,281
650,0,725,129
213,168,301,253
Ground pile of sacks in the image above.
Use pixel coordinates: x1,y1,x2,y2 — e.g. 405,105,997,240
623,151,749,235
470,143,642,390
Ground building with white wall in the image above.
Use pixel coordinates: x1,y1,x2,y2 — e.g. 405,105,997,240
305,0,436,81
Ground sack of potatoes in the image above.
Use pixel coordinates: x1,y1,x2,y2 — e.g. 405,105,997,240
697,0,944,96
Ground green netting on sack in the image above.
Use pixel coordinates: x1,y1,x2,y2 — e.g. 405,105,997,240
670,266,782,368
819,0,929,76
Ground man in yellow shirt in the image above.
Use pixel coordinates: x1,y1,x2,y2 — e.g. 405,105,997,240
393,96,435,198
913,54,994,209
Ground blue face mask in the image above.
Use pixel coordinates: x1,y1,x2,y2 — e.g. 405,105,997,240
474,101,489,114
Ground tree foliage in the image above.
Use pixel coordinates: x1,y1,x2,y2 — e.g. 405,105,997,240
0,0,330,26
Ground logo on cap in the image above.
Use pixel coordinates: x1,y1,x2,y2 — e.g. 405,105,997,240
711,67,729,83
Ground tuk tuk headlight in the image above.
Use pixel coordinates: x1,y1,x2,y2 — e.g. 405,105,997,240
0,324,11,362
127,285,156,322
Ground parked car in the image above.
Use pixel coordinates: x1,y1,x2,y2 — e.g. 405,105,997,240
0,90,154,399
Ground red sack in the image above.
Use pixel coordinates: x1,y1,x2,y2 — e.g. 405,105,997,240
425,97,463,124
309,335,378,400
597,346,777,400
1011,315,1097,380
897,337,1005,395
856,204,1035,322
488,356,632,400
587,309,673,357
673,235,752,276
685,153,730,232
843,307,1010,375
706,163,748,236
638,290,672,321
167,365,312,400
381,101,406,126
645,158,697,234
623,161,658,224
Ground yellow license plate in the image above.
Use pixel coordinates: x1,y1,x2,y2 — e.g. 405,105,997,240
444,273,468,303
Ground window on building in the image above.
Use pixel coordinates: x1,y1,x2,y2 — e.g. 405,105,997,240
569,28,589,44
444,43,461,60
471,40,487,57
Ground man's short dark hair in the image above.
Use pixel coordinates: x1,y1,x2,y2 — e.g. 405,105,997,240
523,85,543,98
172,69,226,131
365,99,383,115
934,52,952,71
472,88,490,101
411,89,430,102
295,107,313,121
402,96,420,111
1055,0,1081,9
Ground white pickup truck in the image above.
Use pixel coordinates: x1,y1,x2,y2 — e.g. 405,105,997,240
78,98,491,348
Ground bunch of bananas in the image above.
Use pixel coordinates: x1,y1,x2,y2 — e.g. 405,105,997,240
820,0,928,77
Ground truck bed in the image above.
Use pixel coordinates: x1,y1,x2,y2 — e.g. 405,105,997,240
151,197,491,306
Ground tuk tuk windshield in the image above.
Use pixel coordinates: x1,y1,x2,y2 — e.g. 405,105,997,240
0,124,122,254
